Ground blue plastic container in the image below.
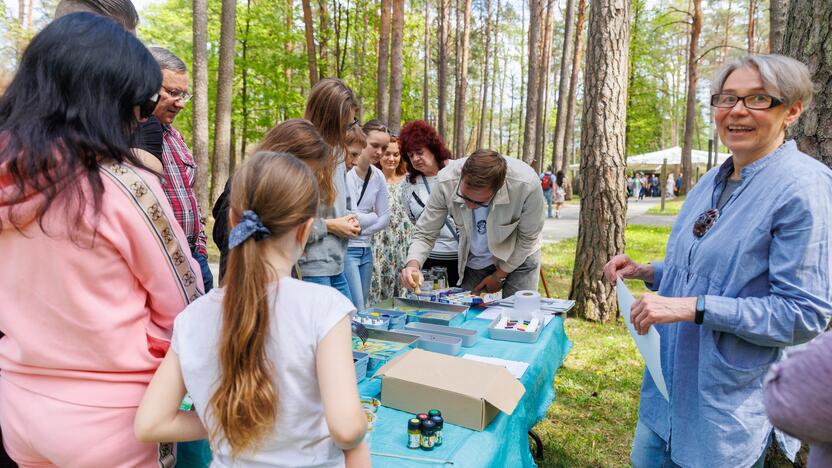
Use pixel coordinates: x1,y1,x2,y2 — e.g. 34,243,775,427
360,308,408,330
353,351,370,382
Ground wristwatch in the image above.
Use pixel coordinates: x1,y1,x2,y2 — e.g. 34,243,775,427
491,274,506,285
695,295,706,325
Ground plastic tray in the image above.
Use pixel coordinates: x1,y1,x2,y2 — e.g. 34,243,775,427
360,308,408,330
354,312,391,330
487,316,542,343
353,351,369,382
352,329,419,376
400,329,462,355
392,297,468,327
404,322,478,347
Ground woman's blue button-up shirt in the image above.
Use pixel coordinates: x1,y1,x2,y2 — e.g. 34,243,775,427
639,140,832,467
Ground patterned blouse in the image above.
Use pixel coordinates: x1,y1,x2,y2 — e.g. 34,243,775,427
368,178,414,305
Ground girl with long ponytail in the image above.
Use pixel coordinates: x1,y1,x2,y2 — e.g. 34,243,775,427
135,152,369,466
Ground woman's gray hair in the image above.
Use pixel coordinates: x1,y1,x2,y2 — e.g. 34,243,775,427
148,46,187,74
710,54,814,108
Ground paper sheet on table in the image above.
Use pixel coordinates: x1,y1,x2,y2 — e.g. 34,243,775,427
462,354,530,379
617,277,669,401
475,306,554,326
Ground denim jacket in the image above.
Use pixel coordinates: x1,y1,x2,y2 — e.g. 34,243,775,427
640,140,832,467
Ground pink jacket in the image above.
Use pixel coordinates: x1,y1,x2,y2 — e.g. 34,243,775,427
0,164,201,407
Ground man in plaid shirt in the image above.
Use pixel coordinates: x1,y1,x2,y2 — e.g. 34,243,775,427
149,47,213,292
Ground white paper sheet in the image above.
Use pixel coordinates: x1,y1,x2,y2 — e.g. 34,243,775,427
616,277,669,401
462,354,530,379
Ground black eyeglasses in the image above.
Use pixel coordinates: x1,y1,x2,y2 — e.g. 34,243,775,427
710,93,783,110
456,180,494,208
139,93,160,119
345,117,360,131
692,208,720,238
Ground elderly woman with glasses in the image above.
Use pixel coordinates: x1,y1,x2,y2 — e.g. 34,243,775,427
604,54,832,468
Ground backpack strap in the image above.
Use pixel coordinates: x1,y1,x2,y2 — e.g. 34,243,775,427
101,162,204,304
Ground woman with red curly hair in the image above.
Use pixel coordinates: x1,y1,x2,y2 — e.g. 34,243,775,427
399,120,460,286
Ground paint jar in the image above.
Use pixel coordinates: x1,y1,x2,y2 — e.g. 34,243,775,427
430,415,444,446
420,419,437,450
416,413,429,422
428,409,442,418
407,418,422,449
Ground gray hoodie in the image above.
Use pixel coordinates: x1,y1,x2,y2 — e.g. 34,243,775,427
298,159,349,277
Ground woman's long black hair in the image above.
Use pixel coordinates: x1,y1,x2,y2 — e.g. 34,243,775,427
0,12,162,235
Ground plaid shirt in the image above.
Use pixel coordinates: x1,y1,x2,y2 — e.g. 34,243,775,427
159,125,207,256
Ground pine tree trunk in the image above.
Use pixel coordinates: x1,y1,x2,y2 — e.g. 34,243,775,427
377,0,391,122
356,1,369,121
571,0,630,322
680,0,702,194
516,5,526,158
560,0,586,177
488,0,501,149
452,0,472,156
747,0,756,53
286,0,294,110
476,0,493,149
240,0,251,165
318,0,331,75
437,0,449,139
423,0,431,122
192,0,211,212
210,0,237,204
769,0,789,53
302,0,319,86
387,0,404,131
521,0,542,164
551,0,577,171
534,0,554,170
782,0,832,166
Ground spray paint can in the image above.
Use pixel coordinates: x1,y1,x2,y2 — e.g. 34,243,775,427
430,415,444,446
407,418,422,449
420,419,437,450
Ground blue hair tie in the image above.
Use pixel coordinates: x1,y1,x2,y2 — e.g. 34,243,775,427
228,210,271,250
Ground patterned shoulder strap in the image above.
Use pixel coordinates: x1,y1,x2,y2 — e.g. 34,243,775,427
101,162,204,304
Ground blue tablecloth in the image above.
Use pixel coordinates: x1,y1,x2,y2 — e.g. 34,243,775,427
362,310,572,467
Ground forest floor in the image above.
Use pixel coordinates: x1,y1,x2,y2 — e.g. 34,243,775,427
533,224,672,468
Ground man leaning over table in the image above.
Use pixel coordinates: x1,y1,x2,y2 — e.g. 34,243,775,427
400,149,545,298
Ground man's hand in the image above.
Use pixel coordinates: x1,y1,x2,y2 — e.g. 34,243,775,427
473,268,506,294
400,261,423,291
630,294,696,335
327,215,360,239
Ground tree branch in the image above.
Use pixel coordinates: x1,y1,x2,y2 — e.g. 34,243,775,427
696,44,746,63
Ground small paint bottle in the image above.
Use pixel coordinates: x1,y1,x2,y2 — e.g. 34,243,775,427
428,409,442,418
430,415,444,446
417,413,429,422
407,418,422,449
420,419,437,450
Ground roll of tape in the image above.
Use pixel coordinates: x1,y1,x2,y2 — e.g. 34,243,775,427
513,290,541,321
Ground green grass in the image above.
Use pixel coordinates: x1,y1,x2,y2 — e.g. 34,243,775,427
534,224,671,468
645,196,685,216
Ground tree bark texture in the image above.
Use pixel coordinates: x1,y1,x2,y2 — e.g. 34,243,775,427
423,0,431,122
561,0,586,176
377,0,391,123
571,0,630,322
769,0,789,53
286,0,294,91
476,0,493,149
317,0,331,75
437,0,449,139
488,0,501,149
747,0,756,53
551,0,577,171
534,0,555,171
210,0,237,204
387,0,404,131
192,0,211,212
302,0,319,86
521,0,542,164
680,0,702,194
783,0,832,167
452,0,472,156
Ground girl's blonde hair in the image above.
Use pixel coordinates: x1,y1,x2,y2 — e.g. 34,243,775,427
209,152,319,457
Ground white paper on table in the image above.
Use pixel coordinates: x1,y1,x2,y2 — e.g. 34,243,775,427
617,277,669,401
476,306,554,326
462,354,530,379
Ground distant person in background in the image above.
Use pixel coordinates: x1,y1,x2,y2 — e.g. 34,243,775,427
665,173,676,199
54,0,139,33
540,166,555,219
369,133,414,304
676,174,682,195
344,125,365,172
634,174,643,201
553,171,566,218
148,46,213,293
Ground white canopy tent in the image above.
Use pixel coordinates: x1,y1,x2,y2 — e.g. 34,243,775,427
626,146,731,170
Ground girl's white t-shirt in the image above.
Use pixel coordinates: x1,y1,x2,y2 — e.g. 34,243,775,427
171,277,356,468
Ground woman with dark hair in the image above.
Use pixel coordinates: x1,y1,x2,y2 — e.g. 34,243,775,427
369,133,414,303
553,170,566,218
399,120,460,286
0,13,201,466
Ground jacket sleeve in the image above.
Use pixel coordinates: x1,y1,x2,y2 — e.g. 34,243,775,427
703,181,832,346
406,180,451,268
496,182,545,273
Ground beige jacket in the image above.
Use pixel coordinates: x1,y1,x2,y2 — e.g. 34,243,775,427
406,156,545,282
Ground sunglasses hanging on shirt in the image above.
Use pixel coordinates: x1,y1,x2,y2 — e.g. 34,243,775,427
139,93,160,120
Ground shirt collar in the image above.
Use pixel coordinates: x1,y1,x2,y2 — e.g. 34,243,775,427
715,140,793,186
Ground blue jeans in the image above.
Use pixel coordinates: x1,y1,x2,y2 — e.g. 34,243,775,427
344,246,373,311
631,420,768,468
303,272,353,304
542,189,553,218
192,250,214,293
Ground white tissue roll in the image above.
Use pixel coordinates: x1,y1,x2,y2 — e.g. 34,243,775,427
513,290,541,321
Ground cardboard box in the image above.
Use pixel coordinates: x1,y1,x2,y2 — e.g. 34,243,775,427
376,349,526,431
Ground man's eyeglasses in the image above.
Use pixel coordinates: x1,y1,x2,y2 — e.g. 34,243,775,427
139,93,160,119
692,208,720,238
456,180,494,208
162,86,192,103
710,93,783,110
